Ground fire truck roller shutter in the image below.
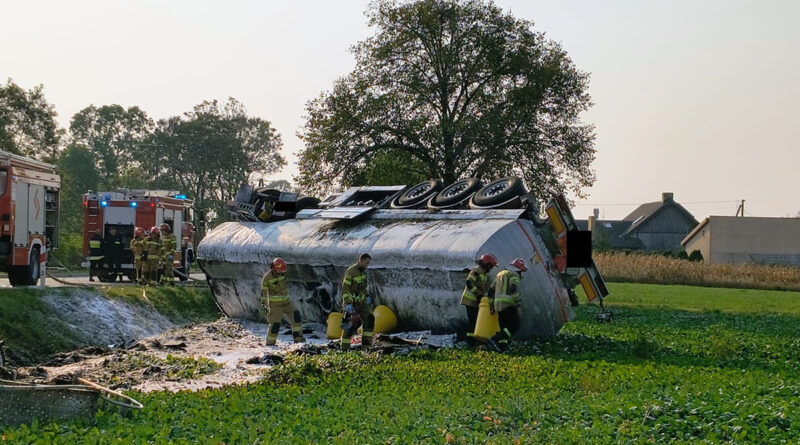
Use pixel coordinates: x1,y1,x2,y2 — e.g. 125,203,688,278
27,184,45,236
13,182,29,247
104,207,136,225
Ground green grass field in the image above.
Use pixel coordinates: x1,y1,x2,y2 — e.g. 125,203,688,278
3,282,800,443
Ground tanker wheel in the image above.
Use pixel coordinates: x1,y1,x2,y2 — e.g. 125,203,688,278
7,268,25,287
295,196,320,212
470,176,526,207
392,180,442,208
430,178,483,208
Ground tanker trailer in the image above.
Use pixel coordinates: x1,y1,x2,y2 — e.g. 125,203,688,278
198,179,609,339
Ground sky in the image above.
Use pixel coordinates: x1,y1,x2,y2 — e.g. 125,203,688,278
2,0,798,220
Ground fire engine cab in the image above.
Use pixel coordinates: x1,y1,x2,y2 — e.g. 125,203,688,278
0,150,60,287
81,190,196,282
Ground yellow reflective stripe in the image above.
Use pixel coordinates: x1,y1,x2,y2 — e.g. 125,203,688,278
343,277,352,285
353,275,366,283
362,331,373,337
495,297,515,303
89,241,101,248
90,256,104,260
341,338,351,344
270,297,290,302
462,291,477,301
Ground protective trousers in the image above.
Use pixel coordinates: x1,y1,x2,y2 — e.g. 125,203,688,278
143,259,160,286
490,308,521,348
264,301,304,345
341,303,374,351
464,305,479,343
89,258,104,280
161,259,174,285
134,259,143,284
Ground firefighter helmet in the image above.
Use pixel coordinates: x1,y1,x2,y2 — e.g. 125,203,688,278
160,223,172,233
271,257,287,273
478,254,498,267
510,258,528,272
134,226,145,237
150,226,161,236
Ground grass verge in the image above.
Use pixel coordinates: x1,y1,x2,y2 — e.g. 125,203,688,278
0,286,219,365
3,282,800,443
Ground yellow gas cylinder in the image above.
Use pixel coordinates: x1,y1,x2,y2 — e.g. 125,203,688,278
473,297,500,341
373,305,397,334
326,312,343,339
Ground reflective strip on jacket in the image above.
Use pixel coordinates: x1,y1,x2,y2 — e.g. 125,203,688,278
493,269,521,312
342,264,367,304
262,271,289,303
460,266,489,307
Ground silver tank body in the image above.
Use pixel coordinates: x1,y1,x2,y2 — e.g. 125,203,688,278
197,209,574,338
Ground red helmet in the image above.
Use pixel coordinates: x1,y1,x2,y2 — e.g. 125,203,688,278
160,223,172,233
271,257,287,273
134,226,145,237
510,258,528,272
150,226,161,236
478,254,498,267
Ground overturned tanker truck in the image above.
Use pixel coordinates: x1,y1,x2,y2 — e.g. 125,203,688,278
198,177,609,339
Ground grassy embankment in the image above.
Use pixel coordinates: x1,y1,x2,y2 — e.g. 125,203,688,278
0,286,220,365
3,281,800,443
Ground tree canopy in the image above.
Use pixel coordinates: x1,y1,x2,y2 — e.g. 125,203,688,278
0,79,62,160
142,98,285,233
298,0,596,198
69,104,154,185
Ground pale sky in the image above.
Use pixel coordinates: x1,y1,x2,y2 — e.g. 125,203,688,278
2,1,798,220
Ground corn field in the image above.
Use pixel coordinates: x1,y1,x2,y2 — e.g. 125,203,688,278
594,252,800,291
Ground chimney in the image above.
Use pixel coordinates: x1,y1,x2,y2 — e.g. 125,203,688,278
593,208,600,220
662,192,674,203
588,215,596,232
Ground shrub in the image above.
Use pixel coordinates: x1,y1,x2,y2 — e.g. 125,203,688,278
688,250,704,262
676,250,689,260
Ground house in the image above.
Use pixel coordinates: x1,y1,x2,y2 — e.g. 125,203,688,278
577,192,699,252
681,216,800,266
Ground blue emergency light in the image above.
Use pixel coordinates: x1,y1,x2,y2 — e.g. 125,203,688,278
100,200,109,207
130,201,138,208
174,194,187,200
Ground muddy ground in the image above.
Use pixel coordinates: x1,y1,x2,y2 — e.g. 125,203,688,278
4,318,456,393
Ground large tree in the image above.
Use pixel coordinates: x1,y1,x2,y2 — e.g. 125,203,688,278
57,145,102,233
298,0,596,198
69,104,154,185
142,98,284,234
0,79,62,161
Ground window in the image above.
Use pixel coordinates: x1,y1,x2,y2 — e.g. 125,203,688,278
0,169,7,196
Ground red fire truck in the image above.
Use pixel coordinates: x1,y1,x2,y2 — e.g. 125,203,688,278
0,150,60,287
81,189,196,282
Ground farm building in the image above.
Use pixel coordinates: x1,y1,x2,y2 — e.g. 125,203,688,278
577,192,699,252
681,216,800,266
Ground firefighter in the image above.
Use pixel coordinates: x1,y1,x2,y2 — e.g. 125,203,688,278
88,229,104,282
104,226,125,282
159,223,177,286
261,257,304,346
130,227,146,285
142,226,162,286
487,258,527,352
341,253,373,351
460,253,498,344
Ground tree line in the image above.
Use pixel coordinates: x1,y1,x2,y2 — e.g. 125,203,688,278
1,0,597,252
0,79,285,238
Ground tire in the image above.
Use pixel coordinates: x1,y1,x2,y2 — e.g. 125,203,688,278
14,247,41,286
97,270,116,283
8,268,24,287
392,180,443,208
470,176,526,207
295,196,320,212
430,178,483,208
